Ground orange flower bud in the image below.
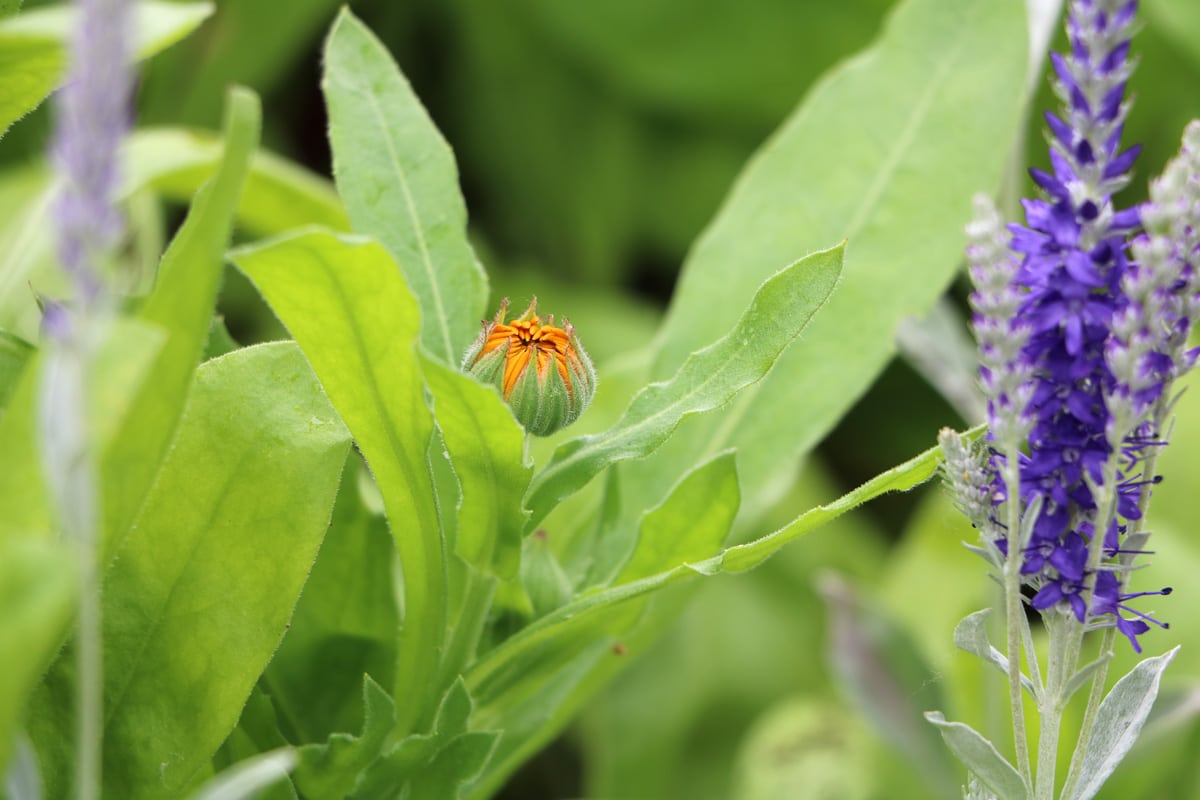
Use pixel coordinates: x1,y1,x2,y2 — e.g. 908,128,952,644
462,297,596,436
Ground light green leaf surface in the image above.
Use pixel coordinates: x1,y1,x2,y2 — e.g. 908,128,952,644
102,87,260,559
0,0,20,19
0,330,32,412
615,451,740,584
0,317,165,544
524,242,843,530
232,228,445,737
0,0,213,139
1067,647,1181,800
630,0,1027,525
322,8,488,366
422,357,530,579
924,712,1029,800
125,128,349,235
0,126,338,342
293,677,395,800
0,538,75,775
27,342,350,800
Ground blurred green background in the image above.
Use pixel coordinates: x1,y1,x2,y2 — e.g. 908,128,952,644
7,1,1200,797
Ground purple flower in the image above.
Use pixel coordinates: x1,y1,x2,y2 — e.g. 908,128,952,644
965,0,1198,648
50,0,135,320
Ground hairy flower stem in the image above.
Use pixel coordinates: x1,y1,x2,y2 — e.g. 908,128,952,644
1036,614,1070,800
1000,450,1032,782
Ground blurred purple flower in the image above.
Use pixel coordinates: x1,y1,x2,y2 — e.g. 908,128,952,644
50,0,134,318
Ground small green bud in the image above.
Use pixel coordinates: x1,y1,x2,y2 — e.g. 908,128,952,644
462,297,596,436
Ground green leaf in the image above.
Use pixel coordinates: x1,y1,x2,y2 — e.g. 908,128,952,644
352,680,499,800
231,228,445,737
421,357,530,579
29,342,350,800
264,461,398,746
0,126,336,343
102,86,260,560
615,450,740,584
0,318,166,545
1067,646,1181,800
0,538,75,774
467,436,943,717
0,330,32,413
125,128,350,236
524,241,843,529
293,677,395,800
953,610,1037,698
0,0,21,19
213,688,297,800
189,749,297,800
321,8,489,365
924,712,1029,800
0,0,214,139
138,0,342,128
633,0,1027,522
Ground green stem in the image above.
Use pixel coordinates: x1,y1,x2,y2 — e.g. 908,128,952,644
77,548,101,800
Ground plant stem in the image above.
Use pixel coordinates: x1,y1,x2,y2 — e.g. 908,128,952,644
1036,614,1068,800
1001,451,1032,783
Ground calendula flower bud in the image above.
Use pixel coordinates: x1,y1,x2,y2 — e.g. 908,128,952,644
462,297,596,436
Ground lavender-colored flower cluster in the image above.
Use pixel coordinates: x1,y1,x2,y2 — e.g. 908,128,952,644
50,0,134,317
967,0,1200,651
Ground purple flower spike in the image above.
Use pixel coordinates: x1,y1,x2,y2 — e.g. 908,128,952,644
961,0,1191,649
50,0,135,321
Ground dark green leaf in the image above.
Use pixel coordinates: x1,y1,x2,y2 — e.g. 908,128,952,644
294,677,395,800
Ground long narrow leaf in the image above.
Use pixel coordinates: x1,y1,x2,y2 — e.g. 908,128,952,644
232,228,447,737
524,242,843,529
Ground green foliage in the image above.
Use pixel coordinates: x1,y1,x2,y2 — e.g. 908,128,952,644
9,0,1195,797
0,0,213,139
322,8,488,366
